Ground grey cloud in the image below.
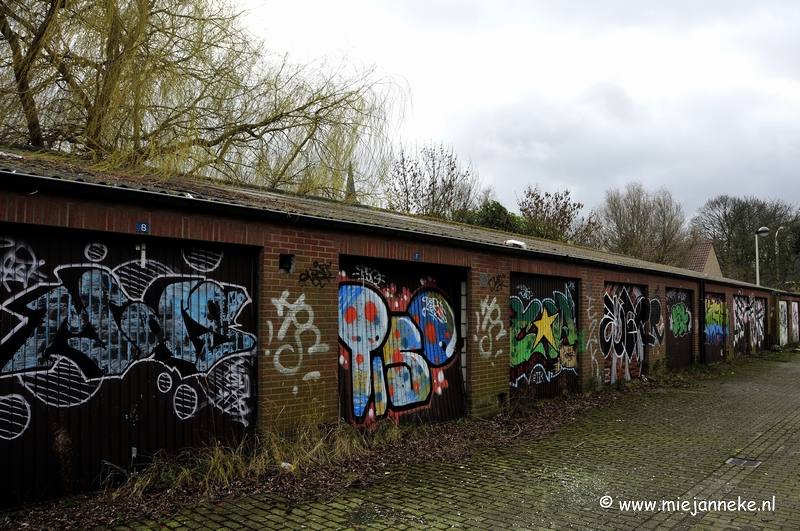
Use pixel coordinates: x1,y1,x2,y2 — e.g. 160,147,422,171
448,89,800,218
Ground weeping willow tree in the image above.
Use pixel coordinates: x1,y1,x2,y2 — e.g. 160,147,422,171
0,0,401,199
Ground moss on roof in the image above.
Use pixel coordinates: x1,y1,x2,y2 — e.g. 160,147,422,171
0,147,768,290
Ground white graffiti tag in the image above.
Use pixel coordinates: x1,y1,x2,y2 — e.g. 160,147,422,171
1,237,47,291
268,290,330,375
353,264,385,286
422,295,448,323
584,294,604,387
473,296,507,359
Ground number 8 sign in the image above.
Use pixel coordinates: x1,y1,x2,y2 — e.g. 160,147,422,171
136,222,150,234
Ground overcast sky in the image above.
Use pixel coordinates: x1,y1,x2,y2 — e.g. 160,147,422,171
240,0,800,219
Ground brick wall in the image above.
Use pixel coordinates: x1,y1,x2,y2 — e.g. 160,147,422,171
0,188,787,432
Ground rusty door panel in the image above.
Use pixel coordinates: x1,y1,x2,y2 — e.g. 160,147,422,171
0,224,257,508
705,293,728,361
338,257,465,426
509,274,579,398
665,288,693,369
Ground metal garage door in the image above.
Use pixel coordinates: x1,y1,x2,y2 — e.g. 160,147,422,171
0,224,257,507
509,274,579,398
665,288,693,369
704,292,727,361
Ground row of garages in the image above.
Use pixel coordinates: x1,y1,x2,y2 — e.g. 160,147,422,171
1,157,799,507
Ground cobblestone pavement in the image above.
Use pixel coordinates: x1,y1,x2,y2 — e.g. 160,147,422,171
110,354,800,530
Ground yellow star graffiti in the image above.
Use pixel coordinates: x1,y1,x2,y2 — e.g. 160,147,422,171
531,307,559,352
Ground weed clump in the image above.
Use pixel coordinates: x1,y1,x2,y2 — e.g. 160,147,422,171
113,418,405,500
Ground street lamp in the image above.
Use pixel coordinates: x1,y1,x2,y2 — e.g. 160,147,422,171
775,226,785,287
755,226,770,286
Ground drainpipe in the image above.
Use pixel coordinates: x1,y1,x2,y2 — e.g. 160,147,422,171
699,279,707,364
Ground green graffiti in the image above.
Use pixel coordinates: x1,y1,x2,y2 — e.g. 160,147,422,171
509,285,577,367
670,302,691,337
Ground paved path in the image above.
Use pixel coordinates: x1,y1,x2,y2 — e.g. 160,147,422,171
112,354,800,530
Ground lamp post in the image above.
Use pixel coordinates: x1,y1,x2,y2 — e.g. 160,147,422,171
775,226,785,287
755,226,770,286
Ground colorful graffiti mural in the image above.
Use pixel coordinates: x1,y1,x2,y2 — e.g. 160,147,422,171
338,265,462,425
0,237,257,441
509,279,578,390
599,284,663,384
793,302,799,344
704,293,728,346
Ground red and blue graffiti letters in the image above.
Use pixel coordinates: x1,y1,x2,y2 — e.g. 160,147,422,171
338,277,457,425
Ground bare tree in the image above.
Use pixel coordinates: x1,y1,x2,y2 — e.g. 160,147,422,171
691,194,800,286
598,182,696,266
386,142,490,220
0,0,402,199
516,185,601,246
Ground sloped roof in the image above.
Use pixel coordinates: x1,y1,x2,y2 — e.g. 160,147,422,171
685,241,714,272
0,148,768,291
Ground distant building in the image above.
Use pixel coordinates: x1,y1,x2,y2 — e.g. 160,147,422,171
684,240,723,276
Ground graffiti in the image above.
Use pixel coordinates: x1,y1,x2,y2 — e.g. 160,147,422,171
0,237,257,438
705,295,728,345
669,303,691,337
779,301,788,347
1,237,47,291
473,296,507,359
510,282,578,388
488,274,507,292
793,302,799,344
733,295,766,354
516,284,533,301
182,248,224,272
84,243,108,262
0,394,30,440
421,295,449,323
584,294,603,387
266,291,330,379
299,261,335,288
752,298,765,349
352,264,385,286
598,284,663,384
338,276,458,425
666,288,692,339
733,295,749,353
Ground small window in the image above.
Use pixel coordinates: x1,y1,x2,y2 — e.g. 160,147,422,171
279,254,295,274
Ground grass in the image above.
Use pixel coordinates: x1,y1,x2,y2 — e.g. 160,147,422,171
113,418,406,500
113,349,800,500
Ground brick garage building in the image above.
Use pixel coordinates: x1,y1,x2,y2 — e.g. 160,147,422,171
1,151,799,507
